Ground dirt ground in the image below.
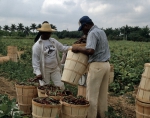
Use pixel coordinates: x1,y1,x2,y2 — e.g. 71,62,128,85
0,76,136,118
0,77,16,99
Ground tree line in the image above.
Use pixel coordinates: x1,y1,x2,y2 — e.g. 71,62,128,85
0,23,150,42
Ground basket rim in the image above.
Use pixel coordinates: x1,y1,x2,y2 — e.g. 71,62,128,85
15,84,37,88
144,63,150,67
32,99,62,108
72,43,86,46
136,99,150,107
61,101,90,107
37,87,45,91
136,97,150,104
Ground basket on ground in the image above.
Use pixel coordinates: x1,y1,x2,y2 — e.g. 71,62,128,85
32,97,61,118
7,54,18,62
17,51,24,59
45,89,72,100
0,56,10,63
7,46,17,54
135,99,150,118
136,75,150,103
37,84,61,98
136,63,150,103
61,44,88,86
142,63,150,78
37,87,46,97
61,101,89,118
7,46,18,62
109,64,114,84
77,85,86,98
15,84,38,114
61,96,89,118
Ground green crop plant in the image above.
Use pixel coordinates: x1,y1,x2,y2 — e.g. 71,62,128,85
0,38,150,95
0,94,29,118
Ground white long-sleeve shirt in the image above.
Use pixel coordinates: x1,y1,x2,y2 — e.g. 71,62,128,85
32,37,70,79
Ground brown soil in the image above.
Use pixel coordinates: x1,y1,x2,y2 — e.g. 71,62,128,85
0,77,16,99
108,93,136,118
0,77,136,118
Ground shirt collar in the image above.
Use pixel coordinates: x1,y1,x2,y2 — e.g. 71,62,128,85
38,37,50,43
88,25,98,34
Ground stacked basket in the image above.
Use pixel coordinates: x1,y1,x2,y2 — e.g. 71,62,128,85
15,83,63,117
136,63,150,118
7,46,18,62
15,83,38,114
0,56,10,63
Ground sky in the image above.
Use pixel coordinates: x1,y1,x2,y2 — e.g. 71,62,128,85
0,0,150,31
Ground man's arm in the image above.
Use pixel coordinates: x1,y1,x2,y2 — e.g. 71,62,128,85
32,45,42,77
72,46,94,55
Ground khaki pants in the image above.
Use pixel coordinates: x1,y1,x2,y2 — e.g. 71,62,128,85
43,66,65,90
86,62,110,118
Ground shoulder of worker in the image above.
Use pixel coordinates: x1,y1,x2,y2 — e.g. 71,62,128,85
32,39,41,50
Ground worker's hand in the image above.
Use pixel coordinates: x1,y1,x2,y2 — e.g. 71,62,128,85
36,74,43,80
72,46,80,53
29,74,43,82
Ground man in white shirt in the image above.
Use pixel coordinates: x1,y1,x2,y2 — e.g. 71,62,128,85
32,22,70,89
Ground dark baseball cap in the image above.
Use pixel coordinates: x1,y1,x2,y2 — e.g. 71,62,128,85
78,16,93,31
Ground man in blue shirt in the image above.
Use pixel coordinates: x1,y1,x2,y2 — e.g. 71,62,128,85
72,16,110,118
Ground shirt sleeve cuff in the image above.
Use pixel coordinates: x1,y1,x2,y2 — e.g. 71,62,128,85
34,70,41,76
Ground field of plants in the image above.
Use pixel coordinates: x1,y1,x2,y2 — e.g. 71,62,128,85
0,37,150,117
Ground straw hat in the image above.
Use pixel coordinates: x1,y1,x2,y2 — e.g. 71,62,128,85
37,23,56,32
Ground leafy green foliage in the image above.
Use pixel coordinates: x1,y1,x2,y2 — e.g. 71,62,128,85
0,94,29,118
0,37,147,117
109,40,150,94
0,38,150,95
105,105,128,118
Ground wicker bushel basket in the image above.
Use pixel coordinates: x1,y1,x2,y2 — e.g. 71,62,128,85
77,85,86,98
142,63,150,78
0,56,10,63
7,46,18,54
109,64,114,84
45,92,62,100
136,74,150,103
15,84,38,114
37,87,46,97
32,99,62,118
135,99,150,118
61,44,88,86
7,54,18,62
61,101,89,118
17,51,24,60
136,63,150,103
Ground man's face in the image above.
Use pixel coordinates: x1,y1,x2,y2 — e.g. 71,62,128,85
41,32,51,40
81,24,90,35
